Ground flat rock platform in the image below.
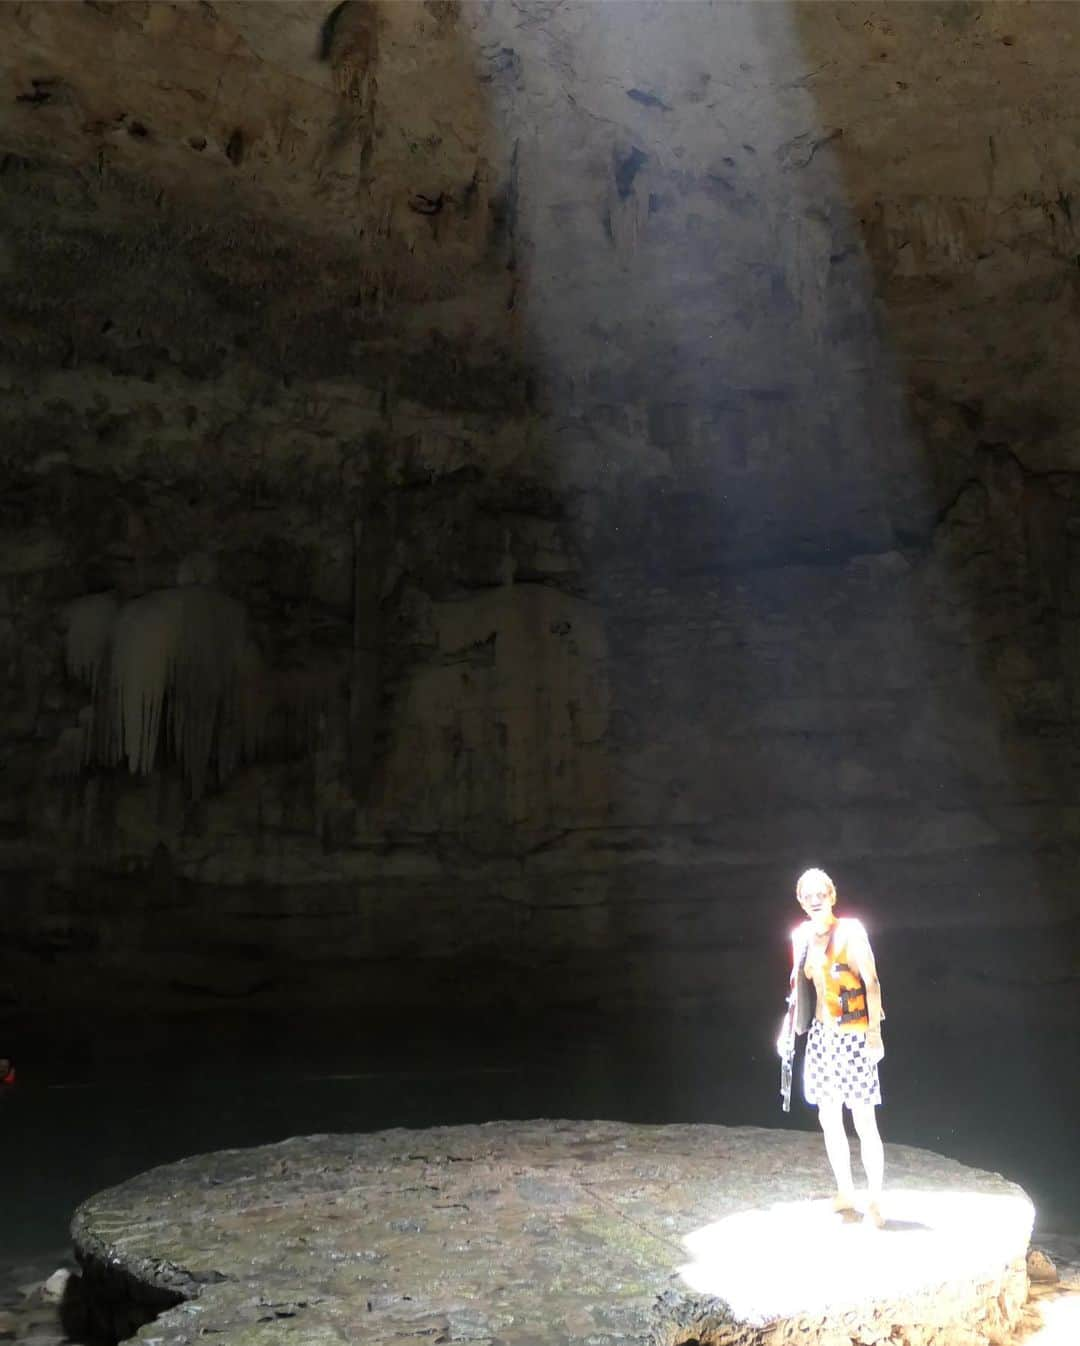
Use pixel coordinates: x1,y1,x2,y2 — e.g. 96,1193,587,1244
71,1122,1034,1346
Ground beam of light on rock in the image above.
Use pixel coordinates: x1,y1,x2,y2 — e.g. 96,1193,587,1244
678,1190,1034,1324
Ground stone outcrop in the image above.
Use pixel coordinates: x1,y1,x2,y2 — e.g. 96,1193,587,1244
2,2,1080,1009
70,1121,1035,1346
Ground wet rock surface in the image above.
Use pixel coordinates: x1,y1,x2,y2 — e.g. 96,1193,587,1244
72,1121,1035,1346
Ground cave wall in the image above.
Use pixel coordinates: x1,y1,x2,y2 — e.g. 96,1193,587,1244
1,0,1079,1013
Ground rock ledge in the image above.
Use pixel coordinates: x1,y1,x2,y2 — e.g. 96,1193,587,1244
71,1121,1034,1345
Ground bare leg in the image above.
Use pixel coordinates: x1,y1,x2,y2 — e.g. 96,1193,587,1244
817,1101,854,1208
851,1103,884,1225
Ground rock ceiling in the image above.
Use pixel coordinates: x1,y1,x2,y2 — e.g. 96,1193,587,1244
4,2,1079,510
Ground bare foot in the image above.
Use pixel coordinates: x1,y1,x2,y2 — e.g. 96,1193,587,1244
832,1192,856,1214
864,1201,885,1229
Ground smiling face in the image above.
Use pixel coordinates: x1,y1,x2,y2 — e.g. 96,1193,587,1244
796,868,837,932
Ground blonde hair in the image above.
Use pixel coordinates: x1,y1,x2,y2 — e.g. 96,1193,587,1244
796,868,836,901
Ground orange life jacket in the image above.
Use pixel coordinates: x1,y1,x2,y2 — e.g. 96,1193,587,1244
790,917,870,1033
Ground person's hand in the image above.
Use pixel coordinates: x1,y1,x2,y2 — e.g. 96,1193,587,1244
776,1028,793,1058
865,1029,884,1065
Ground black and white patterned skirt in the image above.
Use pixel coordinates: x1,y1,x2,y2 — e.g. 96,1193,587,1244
803,1018,882,1108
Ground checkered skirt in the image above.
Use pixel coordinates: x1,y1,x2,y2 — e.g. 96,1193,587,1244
803,1018,881,1107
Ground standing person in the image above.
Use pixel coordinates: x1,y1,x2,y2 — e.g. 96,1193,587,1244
780,867,885,1227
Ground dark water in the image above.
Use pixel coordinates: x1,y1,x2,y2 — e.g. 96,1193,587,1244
1,1006,1076,1263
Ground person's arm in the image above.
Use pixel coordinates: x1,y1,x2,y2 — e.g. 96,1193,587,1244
848,922,884,1061
777,929,802,1056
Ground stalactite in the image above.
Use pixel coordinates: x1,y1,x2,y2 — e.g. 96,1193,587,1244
62,586,346,799
64,585,266,799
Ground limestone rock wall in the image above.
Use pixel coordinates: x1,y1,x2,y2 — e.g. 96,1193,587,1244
1,1,1079,1011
